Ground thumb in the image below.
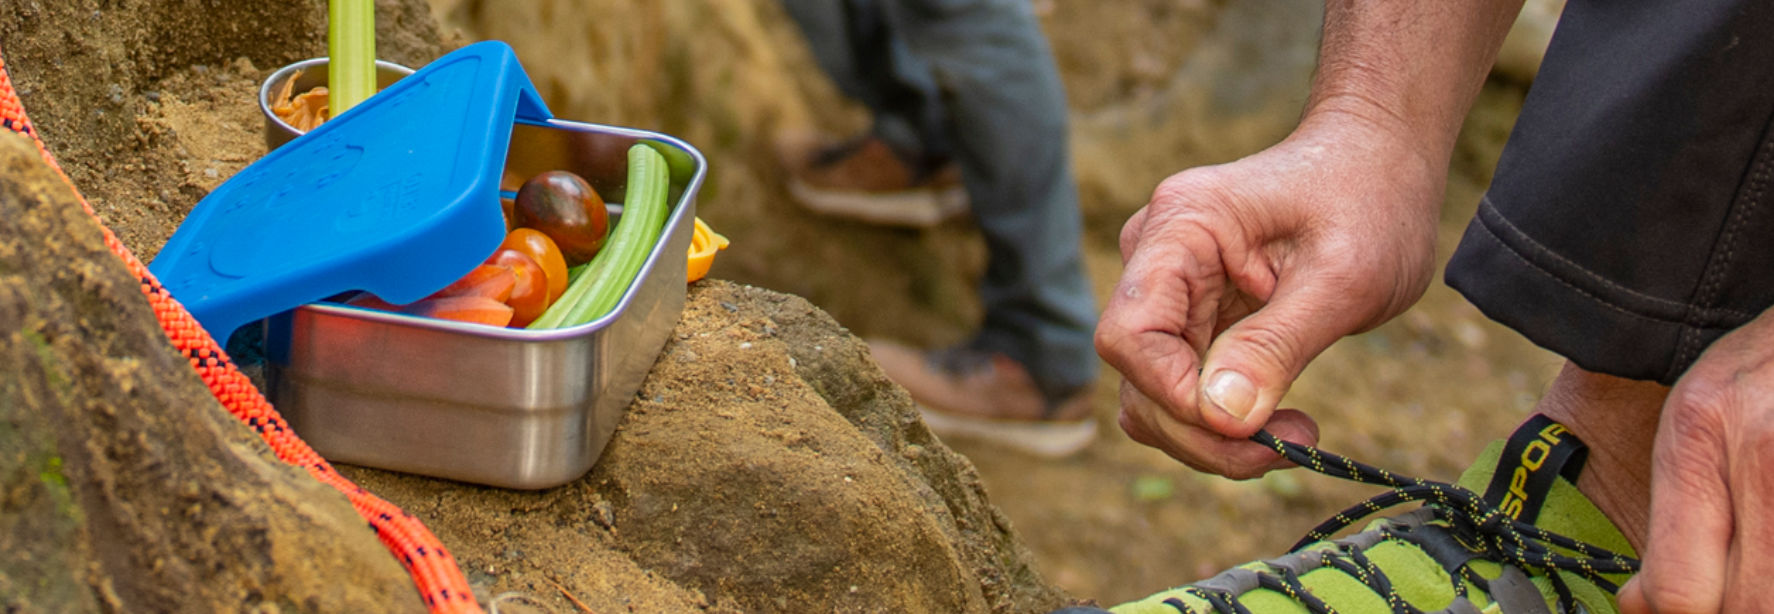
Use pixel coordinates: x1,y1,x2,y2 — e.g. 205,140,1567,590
1196,279,1364,438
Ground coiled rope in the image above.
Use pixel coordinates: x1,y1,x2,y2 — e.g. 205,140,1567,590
0,48,483,613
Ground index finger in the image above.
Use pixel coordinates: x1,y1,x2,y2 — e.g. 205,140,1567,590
1096,227,1224,423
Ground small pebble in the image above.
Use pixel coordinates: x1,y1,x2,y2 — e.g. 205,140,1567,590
591,500,615,529
1454,320,1488,349
1261,471,1305,499
1131,474,1175,502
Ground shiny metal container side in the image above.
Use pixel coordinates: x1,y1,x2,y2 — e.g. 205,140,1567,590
265,119,706,489
258,58,416,151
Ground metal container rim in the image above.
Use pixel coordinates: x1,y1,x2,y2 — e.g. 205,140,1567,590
258,57,418,138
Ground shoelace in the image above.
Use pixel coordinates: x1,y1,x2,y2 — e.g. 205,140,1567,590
1167,431,1642,614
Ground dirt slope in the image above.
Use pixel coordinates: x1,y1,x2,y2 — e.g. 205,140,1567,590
0,131,422,612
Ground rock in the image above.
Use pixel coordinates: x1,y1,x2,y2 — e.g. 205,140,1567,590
0,133,422,613
1069,0,1322,241
344,281,1067,613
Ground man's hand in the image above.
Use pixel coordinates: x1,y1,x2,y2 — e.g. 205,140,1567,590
1097,117,1442,478
1619,308,1774,614
1095,0,1525,478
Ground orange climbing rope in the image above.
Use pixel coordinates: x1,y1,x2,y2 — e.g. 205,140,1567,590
0,50,484,613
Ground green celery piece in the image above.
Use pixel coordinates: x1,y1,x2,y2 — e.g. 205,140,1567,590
528,241,617,329
564,145,670,326
327,0,376,116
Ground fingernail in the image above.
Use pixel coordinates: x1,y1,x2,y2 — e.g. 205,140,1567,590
1204,370,1257,421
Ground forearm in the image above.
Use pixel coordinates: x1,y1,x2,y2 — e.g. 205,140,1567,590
1302,0,1525,168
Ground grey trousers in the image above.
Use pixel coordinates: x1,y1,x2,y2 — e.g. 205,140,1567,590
779,0,1098,400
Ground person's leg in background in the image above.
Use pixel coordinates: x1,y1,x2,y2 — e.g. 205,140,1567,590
777,0,1100,456
777,0,965,226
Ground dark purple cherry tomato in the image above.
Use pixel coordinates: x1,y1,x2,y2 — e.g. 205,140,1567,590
513,170,608,266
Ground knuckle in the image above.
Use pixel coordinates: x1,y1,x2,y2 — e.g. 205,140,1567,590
1146,176,1245,238
1095,325,1163,380
1151,168,1235,208
1652,389,1735,494
1150,172,1205,204
1093,318,1128,361
1663,384,1731,446
1118,211,1145,252
1116,408,1149,442
1094,307,1142,348
1095,310,1153,361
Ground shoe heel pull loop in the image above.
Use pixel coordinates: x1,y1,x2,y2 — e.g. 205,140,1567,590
1479,414,1589,525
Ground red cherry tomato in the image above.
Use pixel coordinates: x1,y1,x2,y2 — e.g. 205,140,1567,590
426,263,516,303
343,291,403,311
487,249,548,327
501,228,569,304
401,296,514,327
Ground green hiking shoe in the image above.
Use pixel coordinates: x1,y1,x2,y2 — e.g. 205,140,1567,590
1105,415,1639,614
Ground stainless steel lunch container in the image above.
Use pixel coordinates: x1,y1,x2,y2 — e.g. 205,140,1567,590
259,57,416,151
263,119,706,489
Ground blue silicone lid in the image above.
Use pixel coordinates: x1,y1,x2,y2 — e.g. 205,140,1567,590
150,41,551,337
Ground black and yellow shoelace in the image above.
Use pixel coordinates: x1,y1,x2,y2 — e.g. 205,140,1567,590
1165,431,1642,614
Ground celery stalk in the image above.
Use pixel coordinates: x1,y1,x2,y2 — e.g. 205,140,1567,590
328,0,376,116
528,145,671,329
